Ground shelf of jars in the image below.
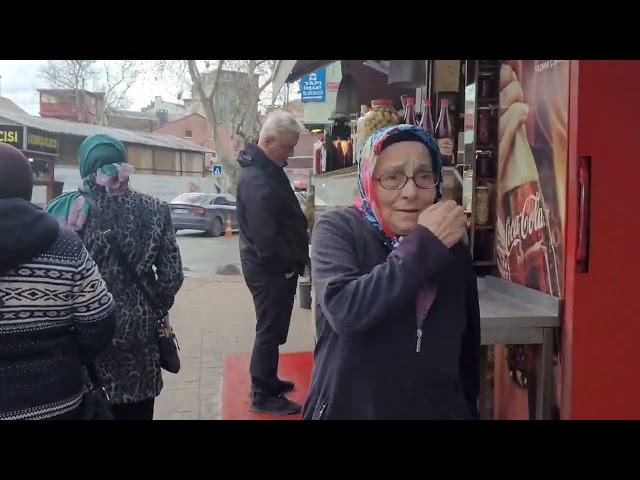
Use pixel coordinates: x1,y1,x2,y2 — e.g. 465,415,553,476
466,60,502,275
443,166,464,188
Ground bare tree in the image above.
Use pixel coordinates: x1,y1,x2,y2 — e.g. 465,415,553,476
39,60,98,91
39,60,99,122
100,61,142,112
149,60,278,193
187,60,234,184
225,60,278,143
39,60,142,124
152,60,277,193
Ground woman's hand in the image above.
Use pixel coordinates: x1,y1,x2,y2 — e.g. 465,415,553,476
418,200,466,248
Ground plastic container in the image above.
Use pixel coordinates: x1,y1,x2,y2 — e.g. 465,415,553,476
360,99,399,140
299,280,312,310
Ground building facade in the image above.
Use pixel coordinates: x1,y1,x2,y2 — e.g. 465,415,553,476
38,89,106,125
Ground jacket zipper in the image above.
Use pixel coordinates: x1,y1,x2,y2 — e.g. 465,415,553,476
415,288,436,354
318,401,328,419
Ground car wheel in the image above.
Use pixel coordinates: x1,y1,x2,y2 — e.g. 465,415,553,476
210,217,224,237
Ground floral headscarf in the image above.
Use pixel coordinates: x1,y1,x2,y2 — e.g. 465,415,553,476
355,124,443,250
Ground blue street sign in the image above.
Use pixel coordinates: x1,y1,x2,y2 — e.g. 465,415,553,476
300,68,326,103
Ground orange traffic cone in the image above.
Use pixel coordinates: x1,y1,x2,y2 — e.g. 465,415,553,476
224,215,233,239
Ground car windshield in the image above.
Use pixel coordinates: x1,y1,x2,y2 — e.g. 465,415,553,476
171,193,213,206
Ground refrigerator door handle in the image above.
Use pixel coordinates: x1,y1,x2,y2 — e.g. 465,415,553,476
577,156,591,273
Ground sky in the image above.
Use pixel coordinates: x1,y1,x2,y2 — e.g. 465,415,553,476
0,60,47,114
0,60,299,116
0,60,183,114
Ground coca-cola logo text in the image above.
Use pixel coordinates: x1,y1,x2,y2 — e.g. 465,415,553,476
505,192,546,250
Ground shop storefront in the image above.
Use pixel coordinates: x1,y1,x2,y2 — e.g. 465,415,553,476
277,59,640,420
0,124,59,206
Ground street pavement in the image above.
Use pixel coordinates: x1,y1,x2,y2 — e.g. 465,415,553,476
154,232,314,420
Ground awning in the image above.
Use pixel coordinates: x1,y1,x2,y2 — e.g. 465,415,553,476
271,60,398,103
271,60,336,102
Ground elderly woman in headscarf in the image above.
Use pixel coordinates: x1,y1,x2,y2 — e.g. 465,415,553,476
47,134,184,420
303,124,480,420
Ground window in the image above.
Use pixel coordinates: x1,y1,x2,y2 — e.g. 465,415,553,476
213,196,226,205
185,129,193,138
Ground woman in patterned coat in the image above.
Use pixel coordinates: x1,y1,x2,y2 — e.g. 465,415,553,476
48,134,184,420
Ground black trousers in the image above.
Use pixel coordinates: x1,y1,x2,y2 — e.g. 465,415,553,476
245,273,298,395
110,399,155,420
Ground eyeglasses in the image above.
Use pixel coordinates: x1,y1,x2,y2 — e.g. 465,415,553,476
373,172,439,190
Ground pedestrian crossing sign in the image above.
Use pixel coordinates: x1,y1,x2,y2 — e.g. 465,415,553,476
212,164,224,176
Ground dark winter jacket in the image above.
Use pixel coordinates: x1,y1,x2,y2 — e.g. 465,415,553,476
303,207,480,420
236,144,308,277
0,198,114,420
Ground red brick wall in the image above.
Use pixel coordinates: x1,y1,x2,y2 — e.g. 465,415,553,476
39,90,103,124
40,101,99,123
40,102,75,118
153,114,210,146
153,113,232,156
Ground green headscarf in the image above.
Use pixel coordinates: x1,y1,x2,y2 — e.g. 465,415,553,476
47,134,130,230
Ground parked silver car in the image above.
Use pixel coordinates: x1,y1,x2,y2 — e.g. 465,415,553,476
170,193,238,236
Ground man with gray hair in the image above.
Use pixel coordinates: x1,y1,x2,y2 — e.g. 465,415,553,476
236,110,309,415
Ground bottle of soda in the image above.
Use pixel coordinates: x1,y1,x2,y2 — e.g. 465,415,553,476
313,135,323,174
334,136,345,170
495,124,561,298
321,127,335,173
435,99,454,165
345,137,354,167
403,97,417,125
399,95,408,122
419,98,435,136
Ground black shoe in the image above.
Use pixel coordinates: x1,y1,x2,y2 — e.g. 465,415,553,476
250,393,302,415
276,378,295,394
248,378,295,397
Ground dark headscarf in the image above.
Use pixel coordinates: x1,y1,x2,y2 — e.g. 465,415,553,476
0,143,33,201
47,134,134,231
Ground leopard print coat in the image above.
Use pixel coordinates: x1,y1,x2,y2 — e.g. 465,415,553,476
80,189,183,404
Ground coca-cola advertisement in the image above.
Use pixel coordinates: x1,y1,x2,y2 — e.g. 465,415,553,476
494,60,569,419
496,60,569,298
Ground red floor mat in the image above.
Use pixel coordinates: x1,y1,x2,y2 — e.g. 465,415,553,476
221,351,313,420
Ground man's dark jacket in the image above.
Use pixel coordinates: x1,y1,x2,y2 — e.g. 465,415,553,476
236,144,308,277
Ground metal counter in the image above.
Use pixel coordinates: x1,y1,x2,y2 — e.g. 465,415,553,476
478,275,561,420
